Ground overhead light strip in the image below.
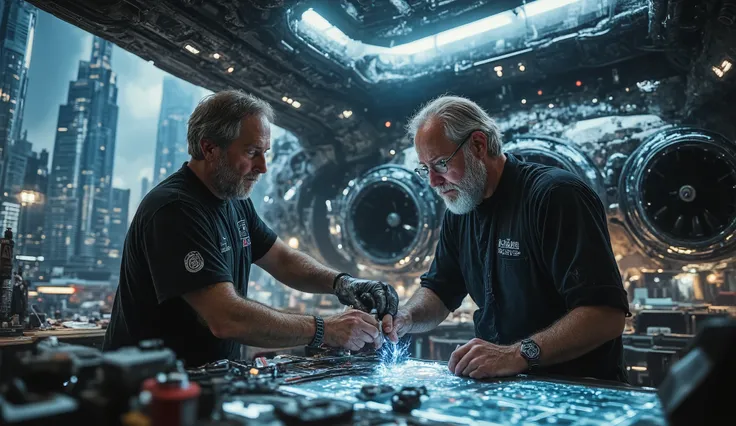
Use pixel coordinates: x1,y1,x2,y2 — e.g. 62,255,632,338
300,0,585,56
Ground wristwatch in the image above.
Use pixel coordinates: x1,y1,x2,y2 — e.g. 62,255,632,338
308,315,324,347
519,338,541,368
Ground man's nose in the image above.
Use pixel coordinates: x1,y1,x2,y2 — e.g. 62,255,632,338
428,170,445,187
253,154,267,174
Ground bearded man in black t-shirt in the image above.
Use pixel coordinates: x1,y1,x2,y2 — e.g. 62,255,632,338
104,90,398,366
383,95,630,383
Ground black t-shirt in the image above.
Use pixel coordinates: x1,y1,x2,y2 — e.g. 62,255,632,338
422,154,630,382
103,163,277,367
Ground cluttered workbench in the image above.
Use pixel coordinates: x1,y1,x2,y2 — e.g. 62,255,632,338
0,327,106,383
0,318,732,426
0,328,106,347
0,338,682,426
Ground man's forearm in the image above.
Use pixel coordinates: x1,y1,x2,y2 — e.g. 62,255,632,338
213,296,317,347
270,249,338,294
523,306,625,366
403,287,450,333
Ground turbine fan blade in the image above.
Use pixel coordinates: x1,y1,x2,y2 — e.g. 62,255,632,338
692,215,704,237
703,209,721,231
673,215,685,234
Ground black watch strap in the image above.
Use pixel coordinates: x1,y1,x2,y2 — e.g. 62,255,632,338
308,316,324,347
520,338,541,368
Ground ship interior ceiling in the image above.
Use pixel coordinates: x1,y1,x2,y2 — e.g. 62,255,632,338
1,0,735,425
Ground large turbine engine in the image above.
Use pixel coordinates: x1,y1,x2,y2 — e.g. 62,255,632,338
503,134,607,200
328,165,444,277
619,128,736,263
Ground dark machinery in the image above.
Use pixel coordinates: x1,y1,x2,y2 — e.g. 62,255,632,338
328,165,444,277
0,228,15,322
0,338,668,426
0,228,24,338
0,337,176,425
5,322,734,426
503,134,607,202
619,127,736,263
658,318,736,426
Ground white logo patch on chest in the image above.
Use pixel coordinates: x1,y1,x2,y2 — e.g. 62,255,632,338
184,251,205,273
497,238,521,257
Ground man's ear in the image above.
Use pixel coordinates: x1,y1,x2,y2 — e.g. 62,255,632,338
471,131,488,158
199,138,219,161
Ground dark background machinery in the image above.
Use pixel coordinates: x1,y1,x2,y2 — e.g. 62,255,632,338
23,0,736,282
23,0,736,390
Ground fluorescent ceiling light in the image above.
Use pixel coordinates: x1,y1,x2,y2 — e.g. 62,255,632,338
436,14,513,47
299,0,583,56
524,0,581,17
390,38,435,55
301,9,331,30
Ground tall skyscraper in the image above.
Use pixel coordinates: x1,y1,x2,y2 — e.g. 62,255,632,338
44,36,119,272
3,129,31,195
17,146,48,257
153,77,197,185
0,130,31,234
0,0,37,190
107,187,129,272
140,176,149,202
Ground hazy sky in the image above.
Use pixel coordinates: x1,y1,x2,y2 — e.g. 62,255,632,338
23,11,208,215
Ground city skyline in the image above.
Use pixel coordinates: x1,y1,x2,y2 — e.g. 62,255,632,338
43,36,119,270
0,1,36,191
21,10,208,215
153,76,198,186
0,4,291,279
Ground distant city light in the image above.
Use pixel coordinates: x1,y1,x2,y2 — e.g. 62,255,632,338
37,286,75,295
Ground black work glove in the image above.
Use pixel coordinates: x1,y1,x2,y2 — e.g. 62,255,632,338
334,275,399,318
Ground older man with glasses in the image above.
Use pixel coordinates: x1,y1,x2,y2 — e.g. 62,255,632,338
382,95,631,383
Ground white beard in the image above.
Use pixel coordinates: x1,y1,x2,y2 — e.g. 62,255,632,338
434,149,487,215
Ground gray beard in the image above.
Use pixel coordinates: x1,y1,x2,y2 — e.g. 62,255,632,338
434,149,487,215
211,154,258,200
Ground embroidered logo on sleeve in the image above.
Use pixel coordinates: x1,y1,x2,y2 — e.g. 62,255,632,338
220,236,231,253
184,251,205,273
237,219,251,247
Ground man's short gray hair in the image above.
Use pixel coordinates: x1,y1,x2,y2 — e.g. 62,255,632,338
188,90,275,160
406,95,502,156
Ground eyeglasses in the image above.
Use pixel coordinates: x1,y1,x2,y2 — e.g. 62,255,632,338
414,129,483,179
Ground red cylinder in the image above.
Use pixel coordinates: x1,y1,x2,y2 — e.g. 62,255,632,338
142,374,201,426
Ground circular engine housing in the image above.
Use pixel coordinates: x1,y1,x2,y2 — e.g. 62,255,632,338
329,165,444,276
619,127,736,263
504,135,606,201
